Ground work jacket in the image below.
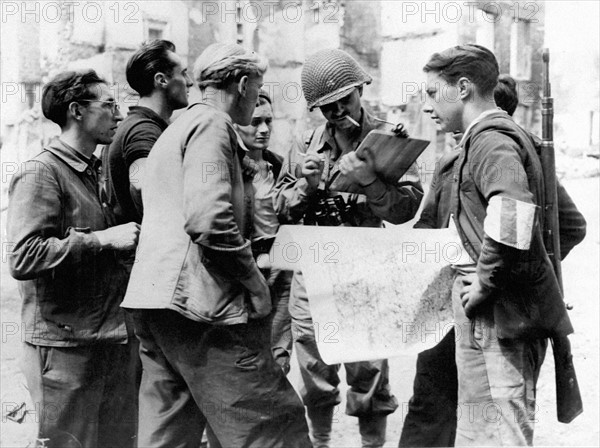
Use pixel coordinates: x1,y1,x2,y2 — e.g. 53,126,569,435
122,103,262,324
416,139,586,260
452,111,580,339
7,138,130,346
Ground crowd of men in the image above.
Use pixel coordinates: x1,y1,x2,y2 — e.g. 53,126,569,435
6,39,586,448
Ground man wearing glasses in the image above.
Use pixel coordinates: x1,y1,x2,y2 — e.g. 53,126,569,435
6,70,141,447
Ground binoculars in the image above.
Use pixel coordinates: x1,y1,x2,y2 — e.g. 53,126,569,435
304,194,358,227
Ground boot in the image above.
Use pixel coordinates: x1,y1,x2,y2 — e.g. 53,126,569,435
358,414,387,448
306,405,334,448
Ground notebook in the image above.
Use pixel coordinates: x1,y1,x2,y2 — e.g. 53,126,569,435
329,130,430,193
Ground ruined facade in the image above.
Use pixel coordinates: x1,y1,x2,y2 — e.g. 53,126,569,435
1,1,548,178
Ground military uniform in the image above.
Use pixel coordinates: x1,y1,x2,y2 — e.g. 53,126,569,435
275,49,424,447
275,109,423,446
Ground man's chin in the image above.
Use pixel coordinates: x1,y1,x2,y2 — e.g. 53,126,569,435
176,99,189,110
329,120,353,130
254,141,269,150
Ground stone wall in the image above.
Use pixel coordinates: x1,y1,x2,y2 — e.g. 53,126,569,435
380,1,547,181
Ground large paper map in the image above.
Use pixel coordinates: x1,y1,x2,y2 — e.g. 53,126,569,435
267,224,472,364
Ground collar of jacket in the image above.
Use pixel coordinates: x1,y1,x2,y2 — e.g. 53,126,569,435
234,128,250,152
457,108,508,148
263,149,283,179
315,108,378,154
45,137,100,173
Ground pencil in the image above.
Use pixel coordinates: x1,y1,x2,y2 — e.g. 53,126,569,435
296,151,325,160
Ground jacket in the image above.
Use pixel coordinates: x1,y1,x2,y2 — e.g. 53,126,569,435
274,109,423,227
416,143,586,259
121,103,263,324
414,149,460,230
452,111,580,338
264,148,283,180
7,138,130,346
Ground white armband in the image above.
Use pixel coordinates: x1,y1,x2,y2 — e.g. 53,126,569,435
484,196,539,250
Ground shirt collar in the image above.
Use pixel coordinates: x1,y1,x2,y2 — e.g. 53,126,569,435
45,137,99,173
235,129,250,152
457,108,507,147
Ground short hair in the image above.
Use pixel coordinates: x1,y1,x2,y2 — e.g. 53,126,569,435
258,89,272,107
42,70,106,127
193,43,268,90
126,40,177,97
423,44,499,96
494,74,519,116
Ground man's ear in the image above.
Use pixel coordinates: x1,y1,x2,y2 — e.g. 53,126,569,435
154,72,168,89
237,75,249,96
68,102,84,121
457,77,473,100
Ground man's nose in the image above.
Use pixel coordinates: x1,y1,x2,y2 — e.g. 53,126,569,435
185,74,194,88
257,122,270,134
114,108,124,121
422,103,433,114
331,101,345,116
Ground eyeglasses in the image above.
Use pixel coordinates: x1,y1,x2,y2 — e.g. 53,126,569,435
78,99,120,113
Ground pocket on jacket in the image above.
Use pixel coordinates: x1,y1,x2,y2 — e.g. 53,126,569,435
173,242,245,322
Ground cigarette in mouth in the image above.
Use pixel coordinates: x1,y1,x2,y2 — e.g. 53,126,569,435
344,116,360,127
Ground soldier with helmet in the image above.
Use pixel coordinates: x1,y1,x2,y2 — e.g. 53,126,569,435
275,49,424,447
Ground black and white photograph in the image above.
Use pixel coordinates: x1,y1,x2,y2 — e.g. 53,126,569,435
1,1,598,447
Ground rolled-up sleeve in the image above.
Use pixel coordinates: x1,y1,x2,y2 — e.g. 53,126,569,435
274,135,314,224
7,161,100,280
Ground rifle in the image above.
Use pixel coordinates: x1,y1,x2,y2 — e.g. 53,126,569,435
541,48,583,424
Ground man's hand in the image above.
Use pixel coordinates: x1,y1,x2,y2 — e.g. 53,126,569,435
240,270,272,319
339,150,377,186
94,222,141,251
300,154,324,190
460,273,492,319
241,155,259,178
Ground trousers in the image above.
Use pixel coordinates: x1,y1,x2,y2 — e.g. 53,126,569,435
133,309,311,448
399,328,457,447
21,340,139,448
452,273,547,446
267,268,294,374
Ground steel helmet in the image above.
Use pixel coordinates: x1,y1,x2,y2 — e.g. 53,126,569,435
301,49,372,111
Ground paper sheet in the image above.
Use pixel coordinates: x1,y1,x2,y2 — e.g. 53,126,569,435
269,224,472,364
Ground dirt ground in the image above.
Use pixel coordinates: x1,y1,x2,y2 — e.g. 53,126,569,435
1,177,598,447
